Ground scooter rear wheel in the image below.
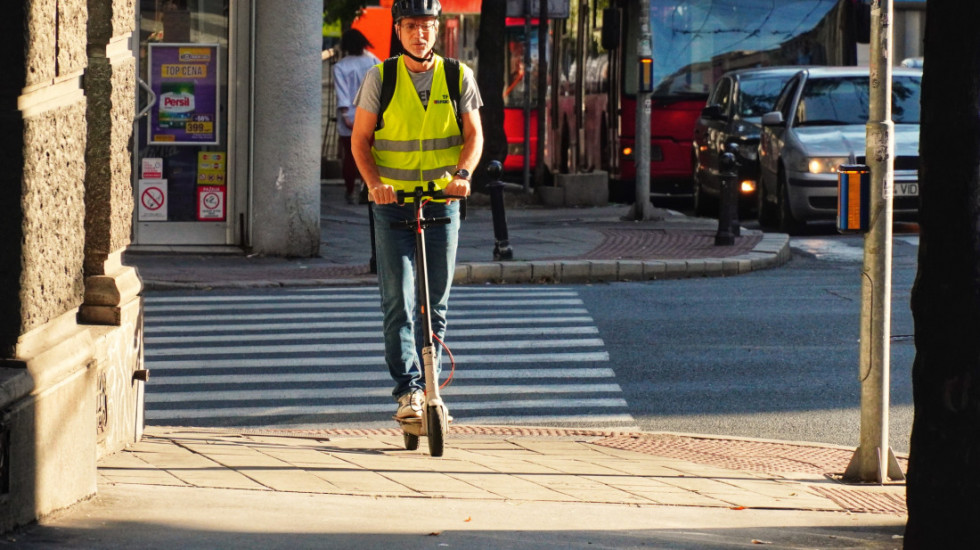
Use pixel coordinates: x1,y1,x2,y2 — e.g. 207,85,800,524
426,405,446,457
403,432,419,450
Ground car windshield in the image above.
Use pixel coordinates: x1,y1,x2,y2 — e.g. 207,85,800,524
737,75,793,118
794,75,921,126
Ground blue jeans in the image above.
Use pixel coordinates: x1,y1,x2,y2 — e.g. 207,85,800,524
372,200,460,398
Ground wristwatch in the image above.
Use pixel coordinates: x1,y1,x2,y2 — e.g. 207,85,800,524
453,168,471,181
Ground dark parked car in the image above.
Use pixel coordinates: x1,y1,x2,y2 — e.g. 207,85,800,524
758,66,922,233
692,67,802,217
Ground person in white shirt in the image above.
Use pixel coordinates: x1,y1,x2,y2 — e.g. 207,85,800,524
333,29,380,204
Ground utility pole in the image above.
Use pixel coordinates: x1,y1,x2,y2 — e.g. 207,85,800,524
534,0,548,189
522,0,532,192
630,0,655,220
843,0,904,484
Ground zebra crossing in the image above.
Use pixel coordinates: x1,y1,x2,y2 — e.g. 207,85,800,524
143,286,636,429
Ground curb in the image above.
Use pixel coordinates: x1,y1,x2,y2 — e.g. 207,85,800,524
453,232,790,285
139,232,791,290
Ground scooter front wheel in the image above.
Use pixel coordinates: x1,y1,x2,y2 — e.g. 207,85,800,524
426,405,446,457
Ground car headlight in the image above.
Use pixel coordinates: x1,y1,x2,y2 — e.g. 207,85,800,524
804,157,851,174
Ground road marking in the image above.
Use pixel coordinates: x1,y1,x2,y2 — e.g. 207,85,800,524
145,338,605,357
145,298,584,312
147,289,579,304
150,368,619,385
145,326,599,345
146,384,625,402
144,315,597,334
143,286,632,428
146,398,630,420
143,352,613,369
146,308,589,324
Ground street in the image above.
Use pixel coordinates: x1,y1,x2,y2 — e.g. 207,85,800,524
143,230,917,452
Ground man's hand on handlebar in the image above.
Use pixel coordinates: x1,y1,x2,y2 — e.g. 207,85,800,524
368,183,397,205
444,177,470,203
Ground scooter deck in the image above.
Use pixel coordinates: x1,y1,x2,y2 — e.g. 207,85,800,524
393,413,453,437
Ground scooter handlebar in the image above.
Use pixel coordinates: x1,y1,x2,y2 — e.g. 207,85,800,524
395,184,466,204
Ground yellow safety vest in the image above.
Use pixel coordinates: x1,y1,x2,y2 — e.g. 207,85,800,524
372,55,463,197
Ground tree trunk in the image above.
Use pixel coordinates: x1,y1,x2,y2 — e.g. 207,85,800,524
905,1,980,547
473,0,507,192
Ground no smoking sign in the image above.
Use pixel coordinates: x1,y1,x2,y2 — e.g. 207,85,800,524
138,179,168,221
197,185,225,221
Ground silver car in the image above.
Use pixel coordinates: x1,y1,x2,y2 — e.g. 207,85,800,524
758,67,922,233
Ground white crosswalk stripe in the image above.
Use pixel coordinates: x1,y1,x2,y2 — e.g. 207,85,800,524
144,286,634,429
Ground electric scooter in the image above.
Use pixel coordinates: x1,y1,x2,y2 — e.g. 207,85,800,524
390,183,464,457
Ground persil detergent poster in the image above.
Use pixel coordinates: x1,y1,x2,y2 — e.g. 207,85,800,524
148,44,220,145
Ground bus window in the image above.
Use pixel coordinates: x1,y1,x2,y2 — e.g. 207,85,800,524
648,0,845,97
503,23,546,107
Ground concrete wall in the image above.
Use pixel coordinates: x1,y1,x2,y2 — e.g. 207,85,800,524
251,0,322,257
0,0,144,532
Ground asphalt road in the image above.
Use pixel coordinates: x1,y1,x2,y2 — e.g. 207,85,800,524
577,228,917,452
141,225,919,453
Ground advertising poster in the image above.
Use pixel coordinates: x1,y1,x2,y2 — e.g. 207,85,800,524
148,44,220,145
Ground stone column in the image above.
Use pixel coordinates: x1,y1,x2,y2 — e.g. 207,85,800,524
0,0,145,532
0,0,96,532
251,0,322,256
81,0,145,456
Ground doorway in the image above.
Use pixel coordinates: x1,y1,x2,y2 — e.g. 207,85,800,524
132,0,251,247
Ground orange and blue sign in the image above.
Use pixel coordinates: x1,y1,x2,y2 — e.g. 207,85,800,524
837,164,869,233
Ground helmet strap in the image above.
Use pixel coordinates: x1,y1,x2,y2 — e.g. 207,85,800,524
402,49,434,64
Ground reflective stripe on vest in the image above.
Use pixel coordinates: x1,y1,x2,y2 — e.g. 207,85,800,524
372,55,463,196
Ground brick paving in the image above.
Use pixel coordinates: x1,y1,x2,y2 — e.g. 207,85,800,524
590,227,763,260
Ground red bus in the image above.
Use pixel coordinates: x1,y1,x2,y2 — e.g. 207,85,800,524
502,0,867,201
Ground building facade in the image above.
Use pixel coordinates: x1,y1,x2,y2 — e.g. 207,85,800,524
0,0,321,531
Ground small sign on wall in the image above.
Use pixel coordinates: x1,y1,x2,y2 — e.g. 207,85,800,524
197,151,226,185
138,179,168,221
142,158,163,179
197,185,225,221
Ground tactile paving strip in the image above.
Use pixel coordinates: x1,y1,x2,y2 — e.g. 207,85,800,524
589,228,763,260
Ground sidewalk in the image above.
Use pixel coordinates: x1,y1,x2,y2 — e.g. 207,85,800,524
19,184,910,548
17,426,906,549
124,182,791,289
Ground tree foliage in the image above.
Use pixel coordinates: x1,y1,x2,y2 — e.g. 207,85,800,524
323,0,368,29
905,0,980,546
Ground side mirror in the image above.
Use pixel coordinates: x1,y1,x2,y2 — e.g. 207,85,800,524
700,104,727,121
761,111,785,126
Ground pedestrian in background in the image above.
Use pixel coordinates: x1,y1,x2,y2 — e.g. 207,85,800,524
350,0,483,420
333,29,380,204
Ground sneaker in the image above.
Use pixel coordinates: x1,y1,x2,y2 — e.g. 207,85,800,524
395,390,424,420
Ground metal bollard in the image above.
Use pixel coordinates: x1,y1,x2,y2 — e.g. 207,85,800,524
715,143,741,246
487,161,514,261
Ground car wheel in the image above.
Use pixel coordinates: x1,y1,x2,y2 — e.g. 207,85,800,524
777,169,806,235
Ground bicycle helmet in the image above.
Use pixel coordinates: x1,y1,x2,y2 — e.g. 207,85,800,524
391,0,442,22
